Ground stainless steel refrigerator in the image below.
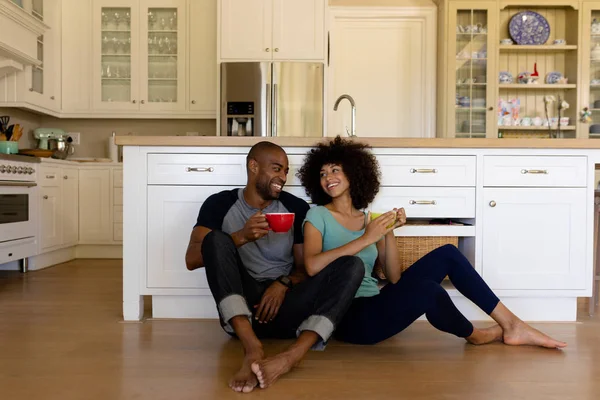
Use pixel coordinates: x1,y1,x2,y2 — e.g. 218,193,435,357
220,62,324,137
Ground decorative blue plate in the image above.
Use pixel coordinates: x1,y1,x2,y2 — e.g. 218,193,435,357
509,11,550,45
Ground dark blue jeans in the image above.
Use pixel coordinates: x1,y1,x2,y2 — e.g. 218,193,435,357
334,244,500,345
202,230,364,347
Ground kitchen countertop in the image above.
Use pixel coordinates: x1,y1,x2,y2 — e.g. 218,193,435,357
115,136,600,149
40,158,122,166
0,153,41,163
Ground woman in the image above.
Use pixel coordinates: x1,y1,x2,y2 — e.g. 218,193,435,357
297,136,566,348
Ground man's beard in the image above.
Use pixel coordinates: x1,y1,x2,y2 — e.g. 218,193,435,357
256,176,279,200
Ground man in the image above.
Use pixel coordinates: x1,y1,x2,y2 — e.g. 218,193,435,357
185,141,364,393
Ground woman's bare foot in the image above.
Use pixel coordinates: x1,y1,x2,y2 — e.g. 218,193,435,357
251,352,296,389
466,324,503,345
503,320,567,349
229,350,263,393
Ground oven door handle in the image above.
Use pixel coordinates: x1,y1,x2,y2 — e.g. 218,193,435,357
0,181,37,187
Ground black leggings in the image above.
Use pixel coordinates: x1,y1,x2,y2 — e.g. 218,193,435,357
333,244,500,345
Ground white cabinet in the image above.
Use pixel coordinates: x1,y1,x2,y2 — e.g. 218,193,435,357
189,0,217,114
61,0,215,118
79,168,112,243
62,168,79,245
39,165,79,252
147,185,220,288
78,166,123,244
61,0,93,112
482,188,587,290
0,0,60,114
327,7,436,138
92,0,187,112
219,0,325,60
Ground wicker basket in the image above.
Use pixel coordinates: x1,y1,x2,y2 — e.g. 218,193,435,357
373,236,459,280
396,236,458,272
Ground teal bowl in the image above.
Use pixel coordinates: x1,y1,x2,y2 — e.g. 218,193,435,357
0,141,18,154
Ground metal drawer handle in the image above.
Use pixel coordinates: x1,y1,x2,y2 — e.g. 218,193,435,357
46,175,55,179
410,168,437,174
521,169,548,174
186,167,214,173
409,200,437,205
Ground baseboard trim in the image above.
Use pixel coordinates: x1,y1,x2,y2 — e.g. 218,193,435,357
28,247,77,271
75,245,123,259
0,245,124,272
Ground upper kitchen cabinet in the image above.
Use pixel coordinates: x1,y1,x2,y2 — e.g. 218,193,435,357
327,6,437,138
0,0,59,114
92,0,187,113
437,1,497,138
61,0,215,118
189,0,216,114
219,0,325,61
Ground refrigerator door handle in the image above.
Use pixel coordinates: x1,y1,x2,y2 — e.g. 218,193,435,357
273,83,278,137
265,83,271,137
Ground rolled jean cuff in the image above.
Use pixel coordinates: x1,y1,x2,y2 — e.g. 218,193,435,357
218,294,252,333
296,315,334,351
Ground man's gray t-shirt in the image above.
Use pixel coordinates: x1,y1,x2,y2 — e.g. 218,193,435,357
195,188,310,281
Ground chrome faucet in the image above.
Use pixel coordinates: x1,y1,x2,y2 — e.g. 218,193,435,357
333,94,356,137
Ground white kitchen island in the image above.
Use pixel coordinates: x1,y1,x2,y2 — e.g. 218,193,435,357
116,136,600,322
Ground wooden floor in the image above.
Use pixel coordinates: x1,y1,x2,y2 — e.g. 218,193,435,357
0,260,599,400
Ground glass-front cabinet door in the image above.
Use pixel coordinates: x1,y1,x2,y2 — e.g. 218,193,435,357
93,0,139,111
582,3,600,139
139,0,186,112
448,3,496,138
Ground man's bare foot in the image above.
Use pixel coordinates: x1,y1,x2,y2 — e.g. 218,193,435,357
503,320,567,349
466,324,503,345
251,352,296,389
229,350,263,393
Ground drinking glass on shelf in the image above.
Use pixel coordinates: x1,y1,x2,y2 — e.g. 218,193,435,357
114,12,121,29
125,11,131,28
102,12,108,28
148,11,156,29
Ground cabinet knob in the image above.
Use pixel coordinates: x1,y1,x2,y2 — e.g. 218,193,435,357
141,100,145,104
132,100,137,104
489,200,496,207
265,48,270,52
191,100,196,104
63,175,68,180
488,106,494,111
29,88,33,92
43,195,48,200
274,48,279,52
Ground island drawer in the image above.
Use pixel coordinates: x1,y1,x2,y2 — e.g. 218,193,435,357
483,156,587,187
147,153,306,186
369,187,475,218
377,155,476,187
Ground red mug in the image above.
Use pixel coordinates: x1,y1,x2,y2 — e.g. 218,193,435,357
264,213,295,233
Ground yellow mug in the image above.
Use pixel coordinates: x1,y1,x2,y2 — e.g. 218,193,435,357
370,211,397,229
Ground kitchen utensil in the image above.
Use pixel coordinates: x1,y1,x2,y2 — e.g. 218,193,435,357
11,124,23,142
0,115,9,132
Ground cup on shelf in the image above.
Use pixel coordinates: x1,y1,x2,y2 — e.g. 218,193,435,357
521,117,532,126
560,117,570,126
500,38,513,45
553,39,567,45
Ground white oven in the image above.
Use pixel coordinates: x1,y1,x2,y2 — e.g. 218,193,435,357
0,159,38,267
